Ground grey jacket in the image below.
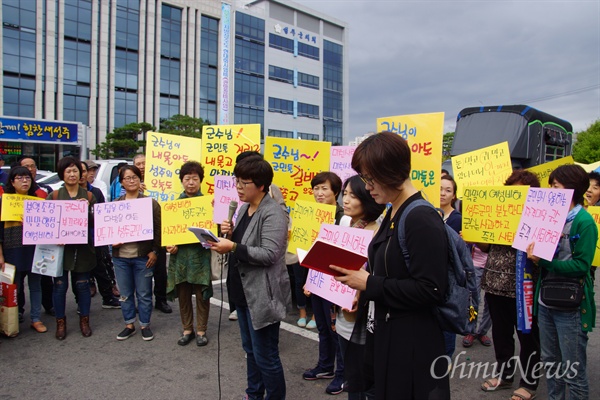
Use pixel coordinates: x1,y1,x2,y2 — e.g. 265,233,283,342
233,194,291,330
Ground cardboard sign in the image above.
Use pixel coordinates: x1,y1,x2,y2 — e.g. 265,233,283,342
1,194,42,221
377,112,444,207
288,200,335,253
330,146,357,184
462,186,529,245
588,206,600,266
161,195,217,246
512,188,574,261
94,198,155,246
304,269,357,310
264,137,331,211
145,132,202,202
526,156,574,188
452,141,512,198
201,124,261,196
22,200,89,245
212,175,243,224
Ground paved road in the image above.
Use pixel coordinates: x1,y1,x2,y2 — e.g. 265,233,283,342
2,279,598,399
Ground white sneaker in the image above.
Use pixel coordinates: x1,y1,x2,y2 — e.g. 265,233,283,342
229,310,238,321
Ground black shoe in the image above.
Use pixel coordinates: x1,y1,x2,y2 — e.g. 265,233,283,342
177,332,195,346
155,301,172,314
45,308,56,317
116,326,136,341
141,327,154,341
102,297,121,309
196,333,208,347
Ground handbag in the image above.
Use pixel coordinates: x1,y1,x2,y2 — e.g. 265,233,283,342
31,245,64,277
540,276,584,309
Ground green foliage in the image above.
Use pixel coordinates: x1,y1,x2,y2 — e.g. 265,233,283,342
442,131,455,161
159,114,208,138
91,122,155,159
573,119,600,164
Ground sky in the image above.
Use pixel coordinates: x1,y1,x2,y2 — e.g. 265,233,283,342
293,0,600,142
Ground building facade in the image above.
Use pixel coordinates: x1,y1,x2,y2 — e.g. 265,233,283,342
0,0,348,169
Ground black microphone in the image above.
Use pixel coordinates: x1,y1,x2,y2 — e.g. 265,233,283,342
223,200,238,238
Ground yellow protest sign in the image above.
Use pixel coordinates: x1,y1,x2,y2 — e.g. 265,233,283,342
452,141,512,198
1,194,42,221
288,200,335,253
161,195,217,246
526,156,574,188
462,186,529,245
264,137,331,210
145,132,202,202
377,112,444,207
588,206,600,266
201,124,261,196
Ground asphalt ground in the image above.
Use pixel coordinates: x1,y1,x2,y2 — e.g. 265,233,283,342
1,279,598,400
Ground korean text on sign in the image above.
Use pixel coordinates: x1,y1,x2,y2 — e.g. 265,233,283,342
145,131,202,202
1,194,42,221
22,200,89,245
377,112,444,207
288,200,335,254
462,186,529,245
94,198,154,246
452,141,513,198
201,124,260,196
512,187,574,261
161,195,217,246
264,137,331,210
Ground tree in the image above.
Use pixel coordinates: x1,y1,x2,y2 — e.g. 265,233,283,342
442,131,455,161
159,114,208,139
572,119,600,164
91,122,155,159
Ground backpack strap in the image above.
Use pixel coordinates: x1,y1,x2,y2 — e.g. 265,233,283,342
397,198,435,269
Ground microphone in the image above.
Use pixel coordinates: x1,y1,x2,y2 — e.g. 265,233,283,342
223,200,238,238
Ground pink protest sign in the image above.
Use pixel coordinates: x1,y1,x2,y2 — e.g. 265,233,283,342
304,224,373,309
212,175,243,224
305,269,356,310
317,224,373,257
94,197,154,246
330,146,356,184
23,200,89,245
512,187,574,261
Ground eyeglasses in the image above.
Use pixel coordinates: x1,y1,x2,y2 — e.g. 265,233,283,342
358,173,375,187
14,176,32,182
234,178,254,188
122,176,140,182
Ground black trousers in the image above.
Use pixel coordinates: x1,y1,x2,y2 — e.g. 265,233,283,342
153,248,167,302
486,292,540,391
41,275,54,311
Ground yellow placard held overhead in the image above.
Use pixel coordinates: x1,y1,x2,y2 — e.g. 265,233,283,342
452,141,512,198
588,206,600,266
288,199,336,254
527,156,574,188
145,132,202,202
161,195,217,246
462,186,529,245
376,112,444,207
201,124,261,196
1,194,43,221
264,137,331,211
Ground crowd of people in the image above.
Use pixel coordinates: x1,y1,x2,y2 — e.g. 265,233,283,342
1,138,598,400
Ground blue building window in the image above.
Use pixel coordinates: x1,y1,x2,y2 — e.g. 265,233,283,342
323,40,343,144
200,15,218,124
268,97,293,115
269,33,293,54
298,102,319,119
298,42,319,60
159,4,182,121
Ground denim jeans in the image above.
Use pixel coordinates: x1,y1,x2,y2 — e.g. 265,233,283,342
113,256,154,327
311,294,344,377
16,271,42,322
53,270,91,318
237,306,286,400
473,267,492,336
538,304,589,400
